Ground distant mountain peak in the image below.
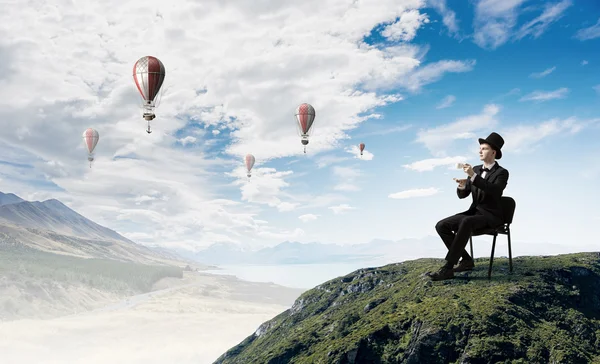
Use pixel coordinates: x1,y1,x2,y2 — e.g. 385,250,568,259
0,191,131,244
41,198,71,209
0,191,25,206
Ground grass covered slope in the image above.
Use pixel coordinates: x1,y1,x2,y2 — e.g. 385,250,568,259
214,252,600,364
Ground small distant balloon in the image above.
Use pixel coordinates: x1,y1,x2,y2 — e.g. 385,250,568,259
133,56,166,134
82,128,99,168
245,154,255,177
294,103,316,153
359,143,365,156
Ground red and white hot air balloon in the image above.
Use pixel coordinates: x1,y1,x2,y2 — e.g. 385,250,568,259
294,103,316,153
245,154,255,178
359,143,365,156
133,56,166,134
82,128,99,168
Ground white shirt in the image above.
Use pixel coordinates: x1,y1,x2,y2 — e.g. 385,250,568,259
458,162,495,190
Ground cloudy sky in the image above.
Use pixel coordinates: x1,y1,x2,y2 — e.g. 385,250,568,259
0,0,598,252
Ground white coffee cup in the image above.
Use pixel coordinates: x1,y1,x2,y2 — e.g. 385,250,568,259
456,163,465,169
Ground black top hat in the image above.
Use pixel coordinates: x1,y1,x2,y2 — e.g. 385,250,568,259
478,132,504,159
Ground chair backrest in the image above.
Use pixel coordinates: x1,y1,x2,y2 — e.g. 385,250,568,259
501,196,516,224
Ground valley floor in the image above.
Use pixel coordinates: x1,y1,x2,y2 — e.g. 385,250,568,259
0,271,304,364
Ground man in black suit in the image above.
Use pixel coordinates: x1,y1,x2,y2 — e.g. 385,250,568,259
429,132,509,281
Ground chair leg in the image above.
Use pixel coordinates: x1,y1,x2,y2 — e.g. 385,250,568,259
507,227,513,273
469,236,473,259
488,235,497,279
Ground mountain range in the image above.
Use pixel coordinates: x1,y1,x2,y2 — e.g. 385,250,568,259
0,191,188,266
0,193,132,242
169,237,447,266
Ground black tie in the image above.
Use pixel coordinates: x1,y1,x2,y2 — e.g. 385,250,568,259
481,167,490,174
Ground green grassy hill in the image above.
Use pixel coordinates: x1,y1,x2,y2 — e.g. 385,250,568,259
215,252,600,364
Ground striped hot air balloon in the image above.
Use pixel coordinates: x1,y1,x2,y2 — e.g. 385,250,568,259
245,154,255,178
82,128,99,168
294,103,316,153
133,56,166,133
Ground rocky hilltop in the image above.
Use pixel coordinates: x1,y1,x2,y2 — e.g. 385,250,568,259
215,252,600,364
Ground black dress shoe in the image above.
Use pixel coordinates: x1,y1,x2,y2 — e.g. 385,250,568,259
453,259,475,272
429,265,455,281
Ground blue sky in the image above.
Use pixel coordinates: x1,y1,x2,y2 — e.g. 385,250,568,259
233,0,600,248
0,0,598,256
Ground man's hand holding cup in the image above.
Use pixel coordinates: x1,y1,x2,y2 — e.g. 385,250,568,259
456,162,474,177
453,177,467,188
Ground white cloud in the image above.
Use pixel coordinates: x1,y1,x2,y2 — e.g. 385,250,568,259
427,0,460,36
411,103,600,164
399,60,476,92
472,0,528,49
298,214,318,222
582,60,589,66
345,145,374,161
277,202,299,212
501,117,600,154
472,0,571,50
328,204,356,214
178,136,197,145
593,85,600,95
519,88,569,102
0,0,484,249
529,66,556,78
574,17,600,41
415,104,500,155
505,88,521,96
388,187,439,199
403,156,468,172
514,0,573,40
436,95,456,109
232,167,299,212
491,88,521,102
381,9,430,42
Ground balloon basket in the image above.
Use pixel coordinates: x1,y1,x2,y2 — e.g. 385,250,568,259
143,113,156,121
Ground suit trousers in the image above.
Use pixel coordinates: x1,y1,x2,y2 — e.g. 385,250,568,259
435,210,491,265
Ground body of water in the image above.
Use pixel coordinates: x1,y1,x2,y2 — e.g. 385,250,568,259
202,259,400,289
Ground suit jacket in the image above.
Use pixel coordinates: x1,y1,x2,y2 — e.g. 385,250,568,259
457,162,509,227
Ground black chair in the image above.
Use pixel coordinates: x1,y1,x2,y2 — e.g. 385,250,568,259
469,196,516,279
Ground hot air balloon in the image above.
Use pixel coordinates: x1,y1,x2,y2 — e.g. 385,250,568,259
82,128,99,168
245,154,255,178
294,103,316,153
359,143,365,156
133,56,166,134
